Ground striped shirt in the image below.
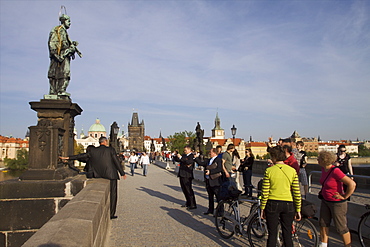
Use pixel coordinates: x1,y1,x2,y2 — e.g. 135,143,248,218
260,164,301,212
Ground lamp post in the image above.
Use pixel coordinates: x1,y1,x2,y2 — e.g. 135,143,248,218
110,121,119,152
231,124,237,145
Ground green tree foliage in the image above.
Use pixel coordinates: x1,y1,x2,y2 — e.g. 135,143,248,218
358,144,370,157
74,140,85,155
168,131,196,152
306,151,318,158
262,153,271,160
4,149,29,170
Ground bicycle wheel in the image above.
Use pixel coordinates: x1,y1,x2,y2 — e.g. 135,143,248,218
247,213,268,247
291,218,319,247
215,200,237,239
359,212,370,247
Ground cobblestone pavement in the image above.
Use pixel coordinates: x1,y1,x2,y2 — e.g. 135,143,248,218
108,162,364,246
108,163,252,246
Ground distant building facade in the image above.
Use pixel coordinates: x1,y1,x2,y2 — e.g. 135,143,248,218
0,136,29,160
75,136,99,151
245,142,268,158
128,112,145,152
118,133,129,152
144,135,169,153
318,141,358,154
289,130,319,153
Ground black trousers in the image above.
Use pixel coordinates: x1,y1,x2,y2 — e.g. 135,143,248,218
179,177,196,207
205,179,220,212
110,179,118,217
265,200,295,247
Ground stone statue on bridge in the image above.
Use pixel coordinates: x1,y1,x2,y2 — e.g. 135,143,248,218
47,9,82,98
194,122,204,155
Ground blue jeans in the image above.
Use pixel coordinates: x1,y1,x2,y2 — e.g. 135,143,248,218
130,163,136,175
142,164,148,176
265,200,295,247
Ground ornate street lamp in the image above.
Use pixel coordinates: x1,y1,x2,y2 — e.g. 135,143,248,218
231,124,237,144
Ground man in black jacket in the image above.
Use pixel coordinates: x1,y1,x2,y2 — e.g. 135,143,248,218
173,145,197,210
61,136,126,219
195,148,223,215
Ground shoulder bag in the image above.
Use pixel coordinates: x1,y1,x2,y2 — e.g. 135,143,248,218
318,167,337,199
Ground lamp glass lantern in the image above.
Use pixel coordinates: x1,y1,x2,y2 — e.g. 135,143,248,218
231,124,237,138
112,122,119,135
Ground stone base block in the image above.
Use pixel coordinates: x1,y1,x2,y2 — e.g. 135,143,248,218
0,175,86,199
19,167,78,180
0,175,87,247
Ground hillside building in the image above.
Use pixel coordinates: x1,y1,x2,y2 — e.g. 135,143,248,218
0,136,29,160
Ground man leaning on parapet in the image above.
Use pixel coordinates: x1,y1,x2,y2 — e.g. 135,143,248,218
60,137,126,219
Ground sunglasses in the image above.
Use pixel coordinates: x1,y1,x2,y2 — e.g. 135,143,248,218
340,150,346,152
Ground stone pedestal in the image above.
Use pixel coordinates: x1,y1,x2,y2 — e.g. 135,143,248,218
20,99,83,180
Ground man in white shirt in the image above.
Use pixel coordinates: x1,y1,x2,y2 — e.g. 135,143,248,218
128,152,138,176
140,152,150,176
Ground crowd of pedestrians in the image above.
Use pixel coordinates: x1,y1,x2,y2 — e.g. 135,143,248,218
168,138,357,247
61,135,357,246
264,138,356,246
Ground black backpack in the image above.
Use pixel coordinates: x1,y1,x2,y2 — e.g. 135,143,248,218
301,200,317,218
219,179,242,200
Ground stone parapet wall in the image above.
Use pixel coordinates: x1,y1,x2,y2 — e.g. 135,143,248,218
0,175,86,247
308,156,370,164
22,178,110,247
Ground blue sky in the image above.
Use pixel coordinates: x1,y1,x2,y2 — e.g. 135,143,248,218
1,0,369,142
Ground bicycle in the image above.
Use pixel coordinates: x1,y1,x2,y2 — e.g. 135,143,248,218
247,212,318,247
358,204,370,247
215,196,266,240
215,196,319,247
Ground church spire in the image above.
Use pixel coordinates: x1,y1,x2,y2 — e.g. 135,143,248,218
211,111,225,139
159,130,163,139
214,112,221,130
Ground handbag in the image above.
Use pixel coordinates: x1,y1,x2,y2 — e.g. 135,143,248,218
207,158,222,179
318,167,337,200
237,165,246,172
318,190,324,200
210,172,222,180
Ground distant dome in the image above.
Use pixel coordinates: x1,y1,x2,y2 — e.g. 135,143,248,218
89,119,106,132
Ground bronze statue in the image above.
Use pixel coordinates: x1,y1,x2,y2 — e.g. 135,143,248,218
194,122,204,155
48,11,81,97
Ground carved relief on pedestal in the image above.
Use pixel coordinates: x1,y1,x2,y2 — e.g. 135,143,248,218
36,120,52,151
58,131,64,157
69,118,75,138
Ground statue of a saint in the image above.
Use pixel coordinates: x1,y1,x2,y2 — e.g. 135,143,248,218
47,13,81,97
195,122,204,155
